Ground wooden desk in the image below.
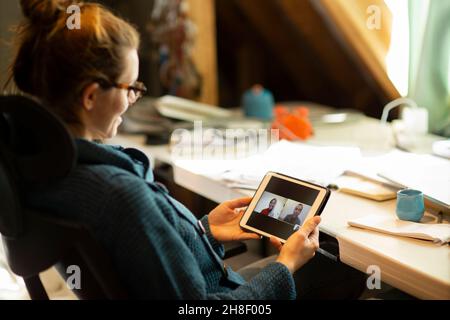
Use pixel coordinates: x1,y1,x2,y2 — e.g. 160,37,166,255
109,118,450,300
172,161,449,300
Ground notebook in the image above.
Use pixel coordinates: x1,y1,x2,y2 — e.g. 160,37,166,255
348,215,450,244
334,172,398,201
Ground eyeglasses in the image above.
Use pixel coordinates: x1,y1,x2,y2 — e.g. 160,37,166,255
114,81,147,104
98,79,147,105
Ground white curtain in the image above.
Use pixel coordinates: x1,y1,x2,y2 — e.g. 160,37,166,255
408,0,450,137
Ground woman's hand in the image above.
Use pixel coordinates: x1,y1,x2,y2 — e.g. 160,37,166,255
208,197,261,243
272,216,321,274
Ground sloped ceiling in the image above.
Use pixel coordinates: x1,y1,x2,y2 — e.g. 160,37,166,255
216,0,399,118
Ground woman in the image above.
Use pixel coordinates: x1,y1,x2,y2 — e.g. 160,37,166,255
260,198,277,217
7,0,322,299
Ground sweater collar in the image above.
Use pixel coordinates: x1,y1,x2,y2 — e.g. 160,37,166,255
75,138,154,181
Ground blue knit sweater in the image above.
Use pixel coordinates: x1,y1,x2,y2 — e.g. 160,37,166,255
26,139,296,299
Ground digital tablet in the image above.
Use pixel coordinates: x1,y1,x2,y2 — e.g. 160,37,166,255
240,172,331,242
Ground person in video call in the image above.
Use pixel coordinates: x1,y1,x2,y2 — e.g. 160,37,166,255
260,198,277,217
8,0,365,299
284,204,304,226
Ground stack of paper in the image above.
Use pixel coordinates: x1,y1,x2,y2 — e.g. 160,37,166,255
376,150,450,207
220,140,362,189
218,141,449,208
348,215,450,244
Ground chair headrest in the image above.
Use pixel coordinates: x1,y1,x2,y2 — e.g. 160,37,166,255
0,95,76,238
0,95,76,183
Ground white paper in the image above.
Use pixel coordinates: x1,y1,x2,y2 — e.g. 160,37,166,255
348,215,450,244
220,140,362,188
376,150,450,206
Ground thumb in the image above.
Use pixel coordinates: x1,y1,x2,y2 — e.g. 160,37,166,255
300,216,321,237
226,197,253,209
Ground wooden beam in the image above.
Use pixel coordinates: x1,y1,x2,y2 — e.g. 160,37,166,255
319,0,400,102
187,0,219,105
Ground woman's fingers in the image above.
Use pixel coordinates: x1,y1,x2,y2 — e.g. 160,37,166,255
269,237,283,251
239,232,262,240
309,226,320,242
226,197,252,209
300,216,321,237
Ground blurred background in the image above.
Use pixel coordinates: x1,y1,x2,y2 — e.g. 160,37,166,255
1,0,449,136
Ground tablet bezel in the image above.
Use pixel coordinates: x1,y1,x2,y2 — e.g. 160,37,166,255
239,171,330,243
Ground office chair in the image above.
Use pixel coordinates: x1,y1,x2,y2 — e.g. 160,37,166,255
0,95,127,299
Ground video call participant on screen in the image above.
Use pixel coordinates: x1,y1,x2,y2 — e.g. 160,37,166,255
260,198,277,216
284,204,304,225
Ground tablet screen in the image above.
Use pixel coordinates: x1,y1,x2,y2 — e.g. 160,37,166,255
244,175,321,240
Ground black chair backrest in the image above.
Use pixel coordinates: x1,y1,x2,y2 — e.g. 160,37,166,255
0,95,127,299
0,95,75,238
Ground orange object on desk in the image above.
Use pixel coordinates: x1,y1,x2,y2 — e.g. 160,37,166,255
272,105,313,141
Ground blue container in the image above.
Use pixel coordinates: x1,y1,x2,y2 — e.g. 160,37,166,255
242,85,274,121
396,189,425,222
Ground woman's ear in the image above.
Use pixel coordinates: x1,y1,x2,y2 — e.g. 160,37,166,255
81,83,100,111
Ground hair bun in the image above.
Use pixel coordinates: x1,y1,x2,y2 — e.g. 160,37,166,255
20,0,70,26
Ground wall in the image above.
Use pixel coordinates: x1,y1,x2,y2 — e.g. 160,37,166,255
0,1,21,91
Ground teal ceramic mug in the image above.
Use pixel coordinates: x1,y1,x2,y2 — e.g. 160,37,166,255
396,189,425,222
